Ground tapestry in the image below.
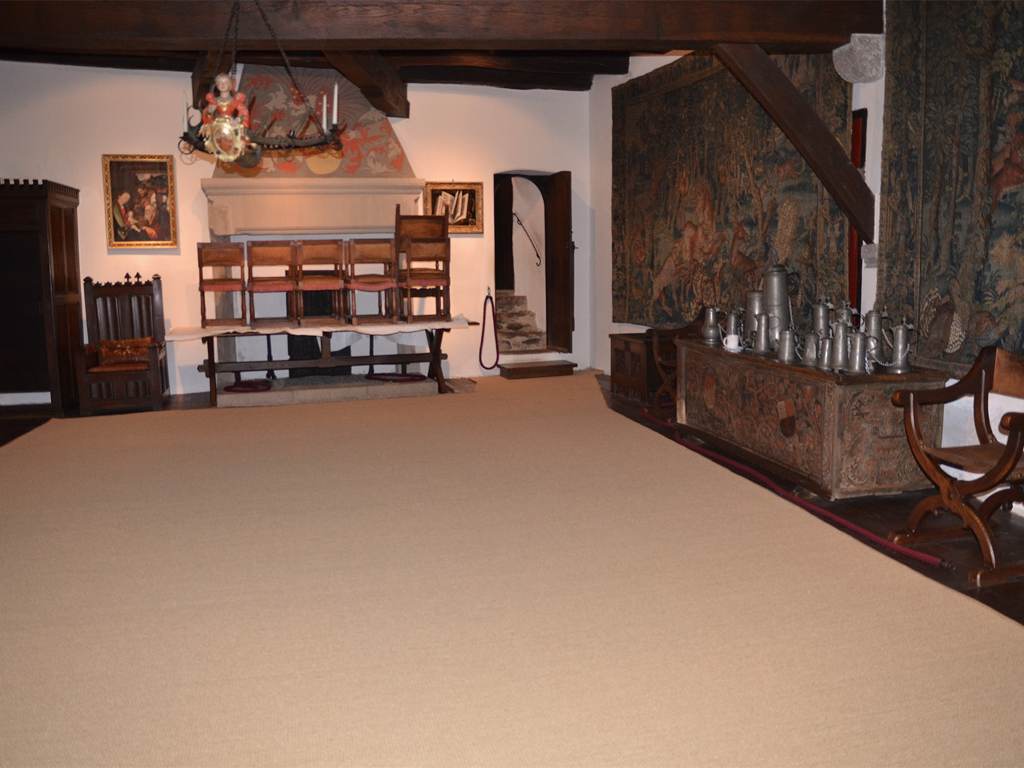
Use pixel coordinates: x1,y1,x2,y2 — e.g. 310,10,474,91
611,53,850,327
213,65,414,178
877,1,1024,373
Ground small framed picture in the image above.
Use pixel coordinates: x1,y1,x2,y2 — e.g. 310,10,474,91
424,181,483,234
102,154,178,248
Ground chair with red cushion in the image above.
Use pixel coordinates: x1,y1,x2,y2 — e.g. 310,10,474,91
295,240,345,324
74,273,168,415
345,239,399,324
197,241,246,327
247,240,299,325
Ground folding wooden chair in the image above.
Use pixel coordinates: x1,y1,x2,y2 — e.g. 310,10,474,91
345,239,399,324
247,240,298,325
197,242,246,327
295,240,345,324
890,345,1024,587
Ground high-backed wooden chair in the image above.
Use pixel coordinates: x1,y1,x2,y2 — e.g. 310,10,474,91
400,237,452,321
295,240,345,324
247,240,298,325
197,242,246,327
75,273,168,415
394,204,450,322
890,345,1024,587
346,239,399,324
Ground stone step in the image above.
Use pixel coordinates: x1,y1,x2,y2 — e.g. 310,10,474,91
499,360,578,379
495,293,529,310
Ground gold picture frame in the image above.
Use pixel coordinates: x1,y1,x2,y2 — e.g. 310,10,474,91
424,181,484,234
102,154,178,249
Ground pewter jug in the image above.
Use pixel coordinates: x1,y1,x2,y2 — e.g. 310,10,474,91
802,332,819,367
884,321,914,374
726,309,743,338
812,299,833,337
754,313,771,355
847,331,868,375
763,265,790,346
701,306,724,346
745,291,764,344
862,306,888,341
777,329,797,364
830,322,850,372
817,336,833,371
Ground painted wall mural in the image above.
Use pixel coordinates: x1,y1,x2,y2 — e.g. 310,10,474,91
877,0,1024,373
213,64,414,178
611,53,850,327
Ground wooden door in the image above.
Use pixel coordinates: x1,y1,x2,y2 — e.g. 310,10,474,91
540,171,573,352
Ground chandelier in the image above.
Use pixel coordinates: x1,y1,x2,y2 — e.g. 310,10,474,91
178,0,342,168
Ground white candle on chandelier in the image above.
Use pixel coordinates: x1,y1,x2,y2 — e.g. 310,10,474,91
322,94,327,131
332,82,338,126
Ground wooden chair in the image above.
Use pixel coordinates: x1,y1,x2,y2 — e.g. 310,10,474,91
395,203,448,320
295,240,345,324
399,237,452,321
247,240,298,325
197,242,246,327
890,346,1024,587
346,239,399,324
75,273,168,415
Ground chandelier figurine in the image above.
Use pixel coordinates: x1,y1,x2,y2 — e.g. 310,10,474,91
178,0,343,168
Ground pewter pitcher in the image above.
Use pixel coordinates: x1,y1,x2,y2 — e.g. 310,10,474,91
802,332,819,367
701,307,724,346
777,329,798,364
817,336,833,371
745,291,764,345
754,313,771,355
885,321,914,374
830,322,850,372
763,265,790,346
847,331,868,375
812,300,832,338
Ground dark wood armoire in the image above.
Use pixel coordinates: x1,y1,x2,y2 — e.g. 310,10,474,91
0,179,82,415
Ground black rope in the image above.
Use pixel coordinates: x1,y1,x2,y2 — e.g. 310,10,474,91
479,289,500,370
213,0,241,85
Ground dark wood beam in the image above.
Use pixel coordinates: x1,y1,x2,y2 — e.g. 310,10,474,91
0,2,883,53
385,52,630,75
399,67,594,91
713,43,875,242
322,50,409,118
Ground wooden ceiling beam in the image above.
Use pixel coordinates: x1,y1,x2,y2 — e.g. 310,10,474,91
322,50,409,118
399,66,594,91
713,43,875,242
384,52,630,75
0,1,882,53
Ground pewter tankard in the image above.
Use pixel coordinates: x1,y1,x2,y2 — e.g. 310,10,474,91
802,332,819,367
777,329,798,364
830,321,850,372
848,331,868,374
726,309,743,338
701,307,724,346
745,291,764,345
817,336,833,371
885,321,914,374
863,307,888,366
812,300,832,338
754,313,771,355
763,265,790,346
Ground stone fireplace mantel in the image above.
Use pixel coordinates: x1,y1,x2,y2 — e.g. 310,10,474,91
201,176,425,237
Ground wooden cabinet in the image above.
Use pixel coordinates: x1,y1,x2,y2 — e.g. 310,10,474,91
675,339,946,499
0,180,82,415
610,332,658,403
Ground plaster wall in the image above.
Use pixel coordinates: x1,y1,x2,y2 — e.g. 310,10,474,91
0,62,592,394
510,176,546,332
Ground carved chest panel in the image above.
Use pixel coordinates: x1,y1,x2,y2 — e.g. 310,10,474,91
676,340,945,499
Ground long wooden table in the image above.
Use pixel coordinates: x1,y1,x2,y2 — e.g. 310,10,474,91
167,318,473,406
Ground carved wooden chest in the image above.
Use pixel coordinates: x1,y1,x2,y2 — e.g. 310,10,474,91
610,332,658,403
675,340,946,499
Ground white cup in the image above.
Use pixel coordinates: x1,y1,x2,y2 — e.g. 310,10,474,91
724,333,741,351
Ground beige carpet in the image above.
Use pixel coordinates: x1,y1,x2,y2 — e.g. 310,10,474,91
1,373,1022,767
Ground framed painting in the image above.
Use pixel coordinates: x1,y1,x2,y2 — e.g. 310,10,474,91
102,154,178,248
424,181,483,234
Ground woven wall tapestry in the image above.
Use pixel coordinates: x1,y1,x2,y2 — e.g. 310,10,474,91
611,53,850,327
877,0,1024,373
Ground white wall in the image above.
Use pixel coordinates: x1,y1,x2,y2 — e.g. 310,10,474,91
0,60,217,395
0,62,593,393
510,176,546,331
391,84,592,375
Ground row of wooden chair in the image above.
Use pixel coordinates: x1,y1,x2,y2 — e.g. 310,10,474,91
198,236,451,327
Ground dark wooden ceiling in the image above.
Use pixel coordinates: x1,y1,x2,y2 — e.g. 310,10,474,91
0,1,882,118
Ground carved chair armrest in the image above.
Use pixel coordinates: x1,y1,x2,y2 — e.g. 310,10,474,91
999,412,1024,435
892,378,971,408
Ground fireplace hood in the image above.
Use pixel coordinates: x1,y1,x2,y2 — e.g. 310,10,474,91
201,176,425,237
